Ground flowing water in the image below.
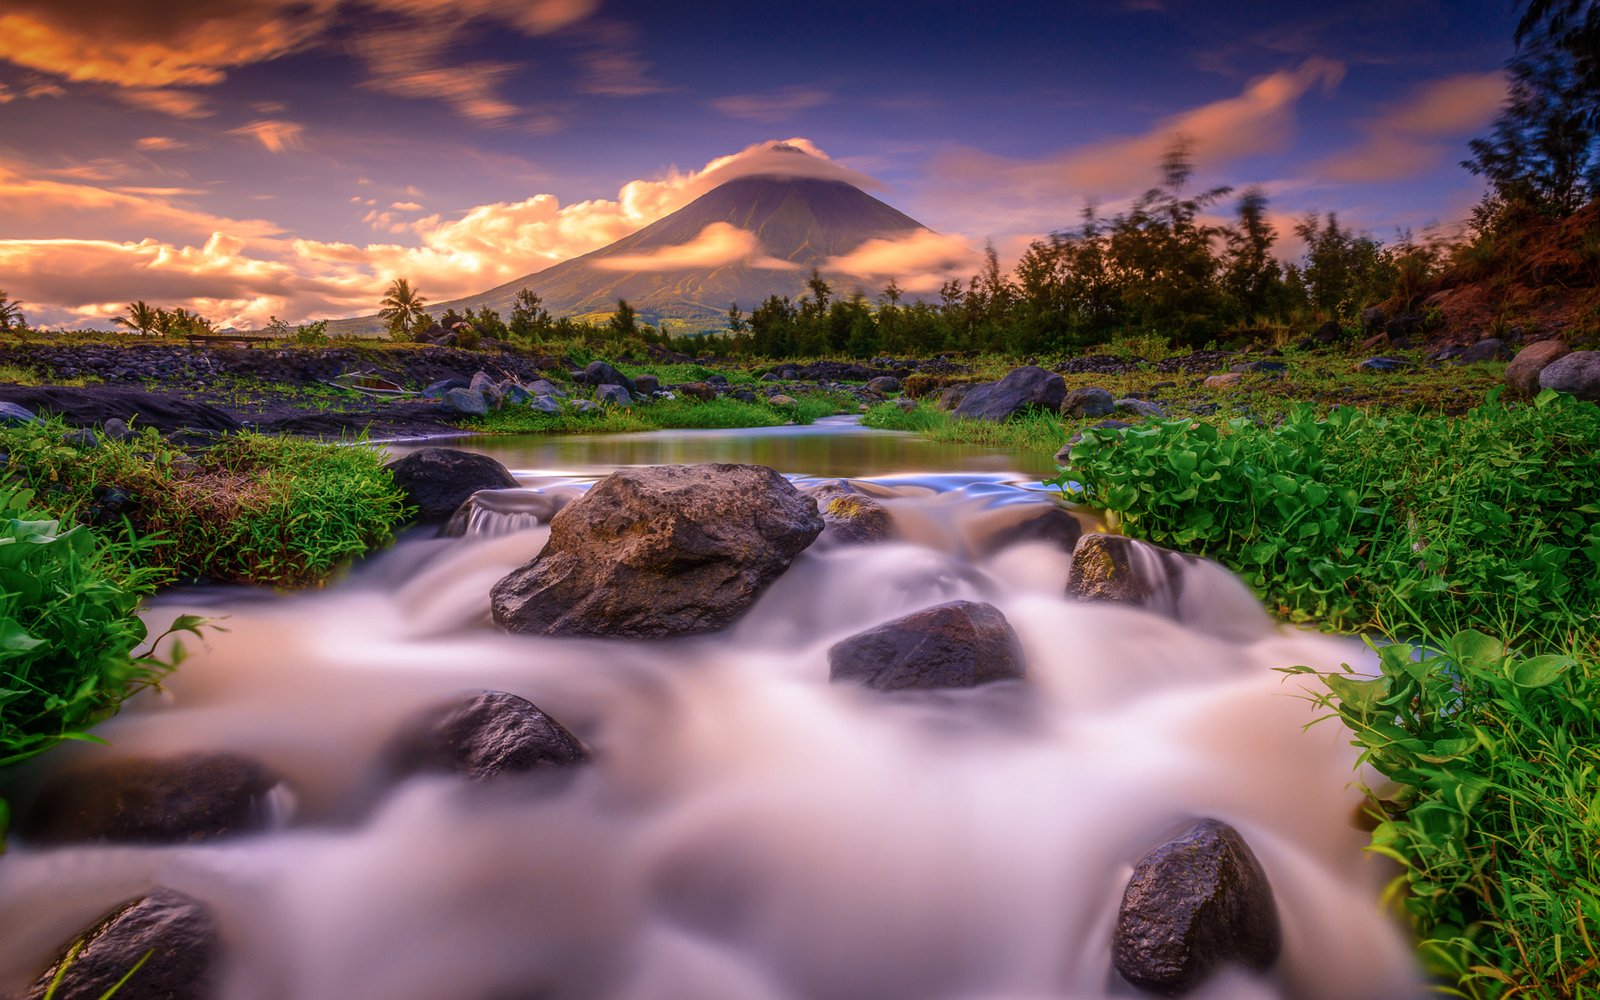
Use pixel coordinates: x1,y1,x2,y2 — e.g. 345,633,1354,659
0,420,1423,1000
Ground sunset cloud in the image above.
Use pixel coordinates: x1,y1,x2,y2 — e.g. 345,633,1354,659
114,88,214,119
824,231,981,293
1318,71,1506,182
228,119,306,153
594,223,800,272
711,86,834,122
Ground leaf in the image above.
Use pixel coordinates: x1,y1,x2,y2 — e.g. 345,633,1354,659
1510,653,1576,689
1449,630,1506,667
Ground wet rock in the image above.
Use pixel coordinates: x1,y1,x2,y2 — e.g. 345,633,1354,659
444,387,490,416
0,401,39,425
0,386,240,436
828,600,1026,691
1113,819,1281,995
596,383,633,407
385,447,520,522
633,373,660,395
585,361,637,396
677,381,716,401
1062,386,1116,418
953,366,1067,422
810,480,894,545
1539,350,1600,401
387,690,588,780
25,888,220,1000
1457,337,1508,364
1356,356,1408,372
1505,340,1570,397
1066,533,1195,614
1202,373,1242,389
973,504,1083,557
19,752,279,845
865,376,901,394
490,463,823,638
63,428,99,448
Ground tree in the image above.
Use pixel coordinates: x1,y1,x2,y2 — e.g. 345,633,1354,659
0,291,26,334
607,299,637,340
378,278,428,339
509,288,551,341
1516,0,1600,128
114,300,161,336
1220,187,1284,322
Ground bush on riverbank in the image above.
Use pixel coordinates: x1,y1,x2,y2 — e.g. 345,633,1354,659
463,393,849,435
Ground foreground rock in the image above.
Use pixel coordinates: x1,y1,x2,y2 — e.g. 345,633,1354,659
953,366,1066,421
26,889,220,1000
387,690,588,780
491,463,823,638
828,600,1025,690
1113,819,1281,995
0,385,241,436
1539,350,1600,401
20,752,279,845
1505,340,1570,397
810,480,894,545
1066,533,1194,615
385,447,520,522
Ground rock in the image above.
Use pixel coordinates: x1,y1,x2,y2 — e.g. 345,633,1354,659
423,377,467,398
0,401,39,425
443,387,490,416
677,381,716,401
706,374,728,387
101,417,134,442
1357,356,1408,372
1388,312,1426,337
1114,398,1166,418
827,600,1026,691
387,690,588,780
1505,340,1571,397
730,389,757,403
894,396,916,411
1457,338,1508,364
25,889,220,1000
1229,360,1286,374
0,386,240,436
1426,345,1465,362
1112,819,1281,995
596,383,633,408
934,383,975,410
1202,373,1243,389
527,378,567,398
490,464,823,638
865,376,901,394
1538,350,1600,401
385,447,520,522
571,399,600,414
584,361,637,396
1062,386,1116,418
502,384,532,406
953,366,1067,422
19,752,279,845
64,428,99,448
810,481,894,545
1054,420,1134,465
469,371,496,393
633,373,660,395
1361,306,1387,333
1066,533,1195,614
1312,320,1343,344
529,395,561,414
768,394,797,406
972,504,1083,557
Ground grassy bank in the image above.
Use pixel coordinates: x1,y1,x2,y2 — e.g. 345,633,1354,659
460,392,851,435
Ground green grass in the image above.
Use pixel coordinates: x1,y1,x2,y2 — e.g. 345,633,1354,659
463,393,851,435
862,400,1071,454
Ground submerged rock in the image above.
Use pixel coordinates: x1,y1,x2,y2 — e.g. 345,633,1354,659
385,447,520,522
810,480,894,545
1505,340,1570,397
387,690,588,780
953,366,1067,422
490,463,823,638
26,889,221,1000
971,503,1083,557
1066,533,1195,615
1113,819,1281,995
19,752,279,845
828,600,1025,691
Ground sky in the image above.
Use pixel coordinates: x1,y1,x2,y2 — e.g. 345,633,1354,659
0,0,1519,329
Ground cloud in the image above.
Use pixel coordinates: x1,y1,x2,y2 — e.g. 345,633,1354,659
594,223,800,272
711,86,833,122
134,136,193,152
824,231,980,294
228,119,306,153
1318,71,1506,183
390,201,424,212
115,88,213,119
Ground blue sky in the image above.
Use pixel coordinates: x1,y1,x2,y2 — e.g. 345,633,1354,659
0,0,1518,327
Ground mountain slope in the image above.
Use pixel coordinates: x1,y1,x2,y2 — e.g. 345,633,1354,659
329,175,929,335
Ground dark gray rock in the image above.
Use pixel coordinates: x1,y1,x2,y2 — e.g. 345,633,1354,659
25,889,220,1000
1114,398,1166,418
571,399,600,414
490,464,823,638
444,387,490,416
529,395,561,414
423,377,468,398
934,383,975,410
865,376,901,394
0,401,39,425
730,389,757,403
0,386,240,436
633,373,660,395
953,366,1066,422
387,690,588,780
1062,386,1116,418
810,481,894,545
1066,533,1195,615
1505,340,1571,397
385,447,520,522
1457,338,1508,364
1229,360,1287,374
64,428,98,448
469,371,496,393
1539,350,1600,401
503,383,532,406
1360,306,1387,333
101,417,133,442
1312,320,1342,344
677,381,716,401
828,600,1025,691
19,752,279,845
596,383,633,407
586,361,637,396
526,378,566,398
1113,819,1281,995
1356,356,1408,372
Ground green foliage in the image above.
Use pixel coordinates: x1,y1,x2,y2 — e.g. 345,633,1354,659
1054,391,1600,645
378,278,428,340
0,290,28,335
294,319,329,345
1287,630,1600,997
466,393,847,435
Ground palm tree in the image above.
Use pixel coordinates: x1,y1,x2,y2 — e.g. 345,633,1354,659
114,300,161,336
379,278,428,338
0,290,26,333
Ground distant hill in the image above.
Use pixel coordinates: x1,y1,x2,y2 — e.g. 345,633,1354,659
328,175,929,336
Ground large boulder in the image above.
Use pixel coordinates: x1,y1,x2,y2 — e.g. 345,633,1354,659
385,447,520,522
490,464,823,638
1539,350,1600,401
1066,533,1194,614
828,600,1025,691
1505,340,1571,397
584,360,637,396
25,889,220,1000
19,752,279,845
387,690,588,780
809,480,894,545
953,366,1066,422
1113,819,1281,995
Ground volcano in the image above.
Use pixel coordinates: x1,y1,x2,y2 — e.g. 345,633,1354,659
330,174,931,334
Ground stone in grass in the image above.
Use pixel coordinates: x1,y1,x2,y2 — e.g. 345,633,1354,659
1505,340,1570,397
1538,350,1600,402
954,366,1067,422
596,383,633,408
865,376,902,394
385,447,519,522
1113,818,1281,995
584,360,638,396
0,401,39,425
387,690,588,780
25,888,220,1000
828,600,1025,691
444,387,489,417
491,463,822,638
1356,356,1408,372
19,752,279,845
1062,386,1116,418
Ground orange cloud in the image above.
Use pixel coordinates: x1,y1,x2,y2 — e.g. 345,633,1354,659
1318,71,1507,183
228,119,306,153
134,136,191,152
824,231,980,293
115,88,213,119
711,86,833,122
594,223,800,272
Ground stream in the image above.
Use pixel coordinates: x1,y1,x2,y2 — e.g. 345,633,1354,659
0,418,1424,999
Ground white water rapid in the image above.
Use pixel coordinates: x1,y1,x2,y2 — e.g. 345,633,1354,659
0,430,1424,1000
